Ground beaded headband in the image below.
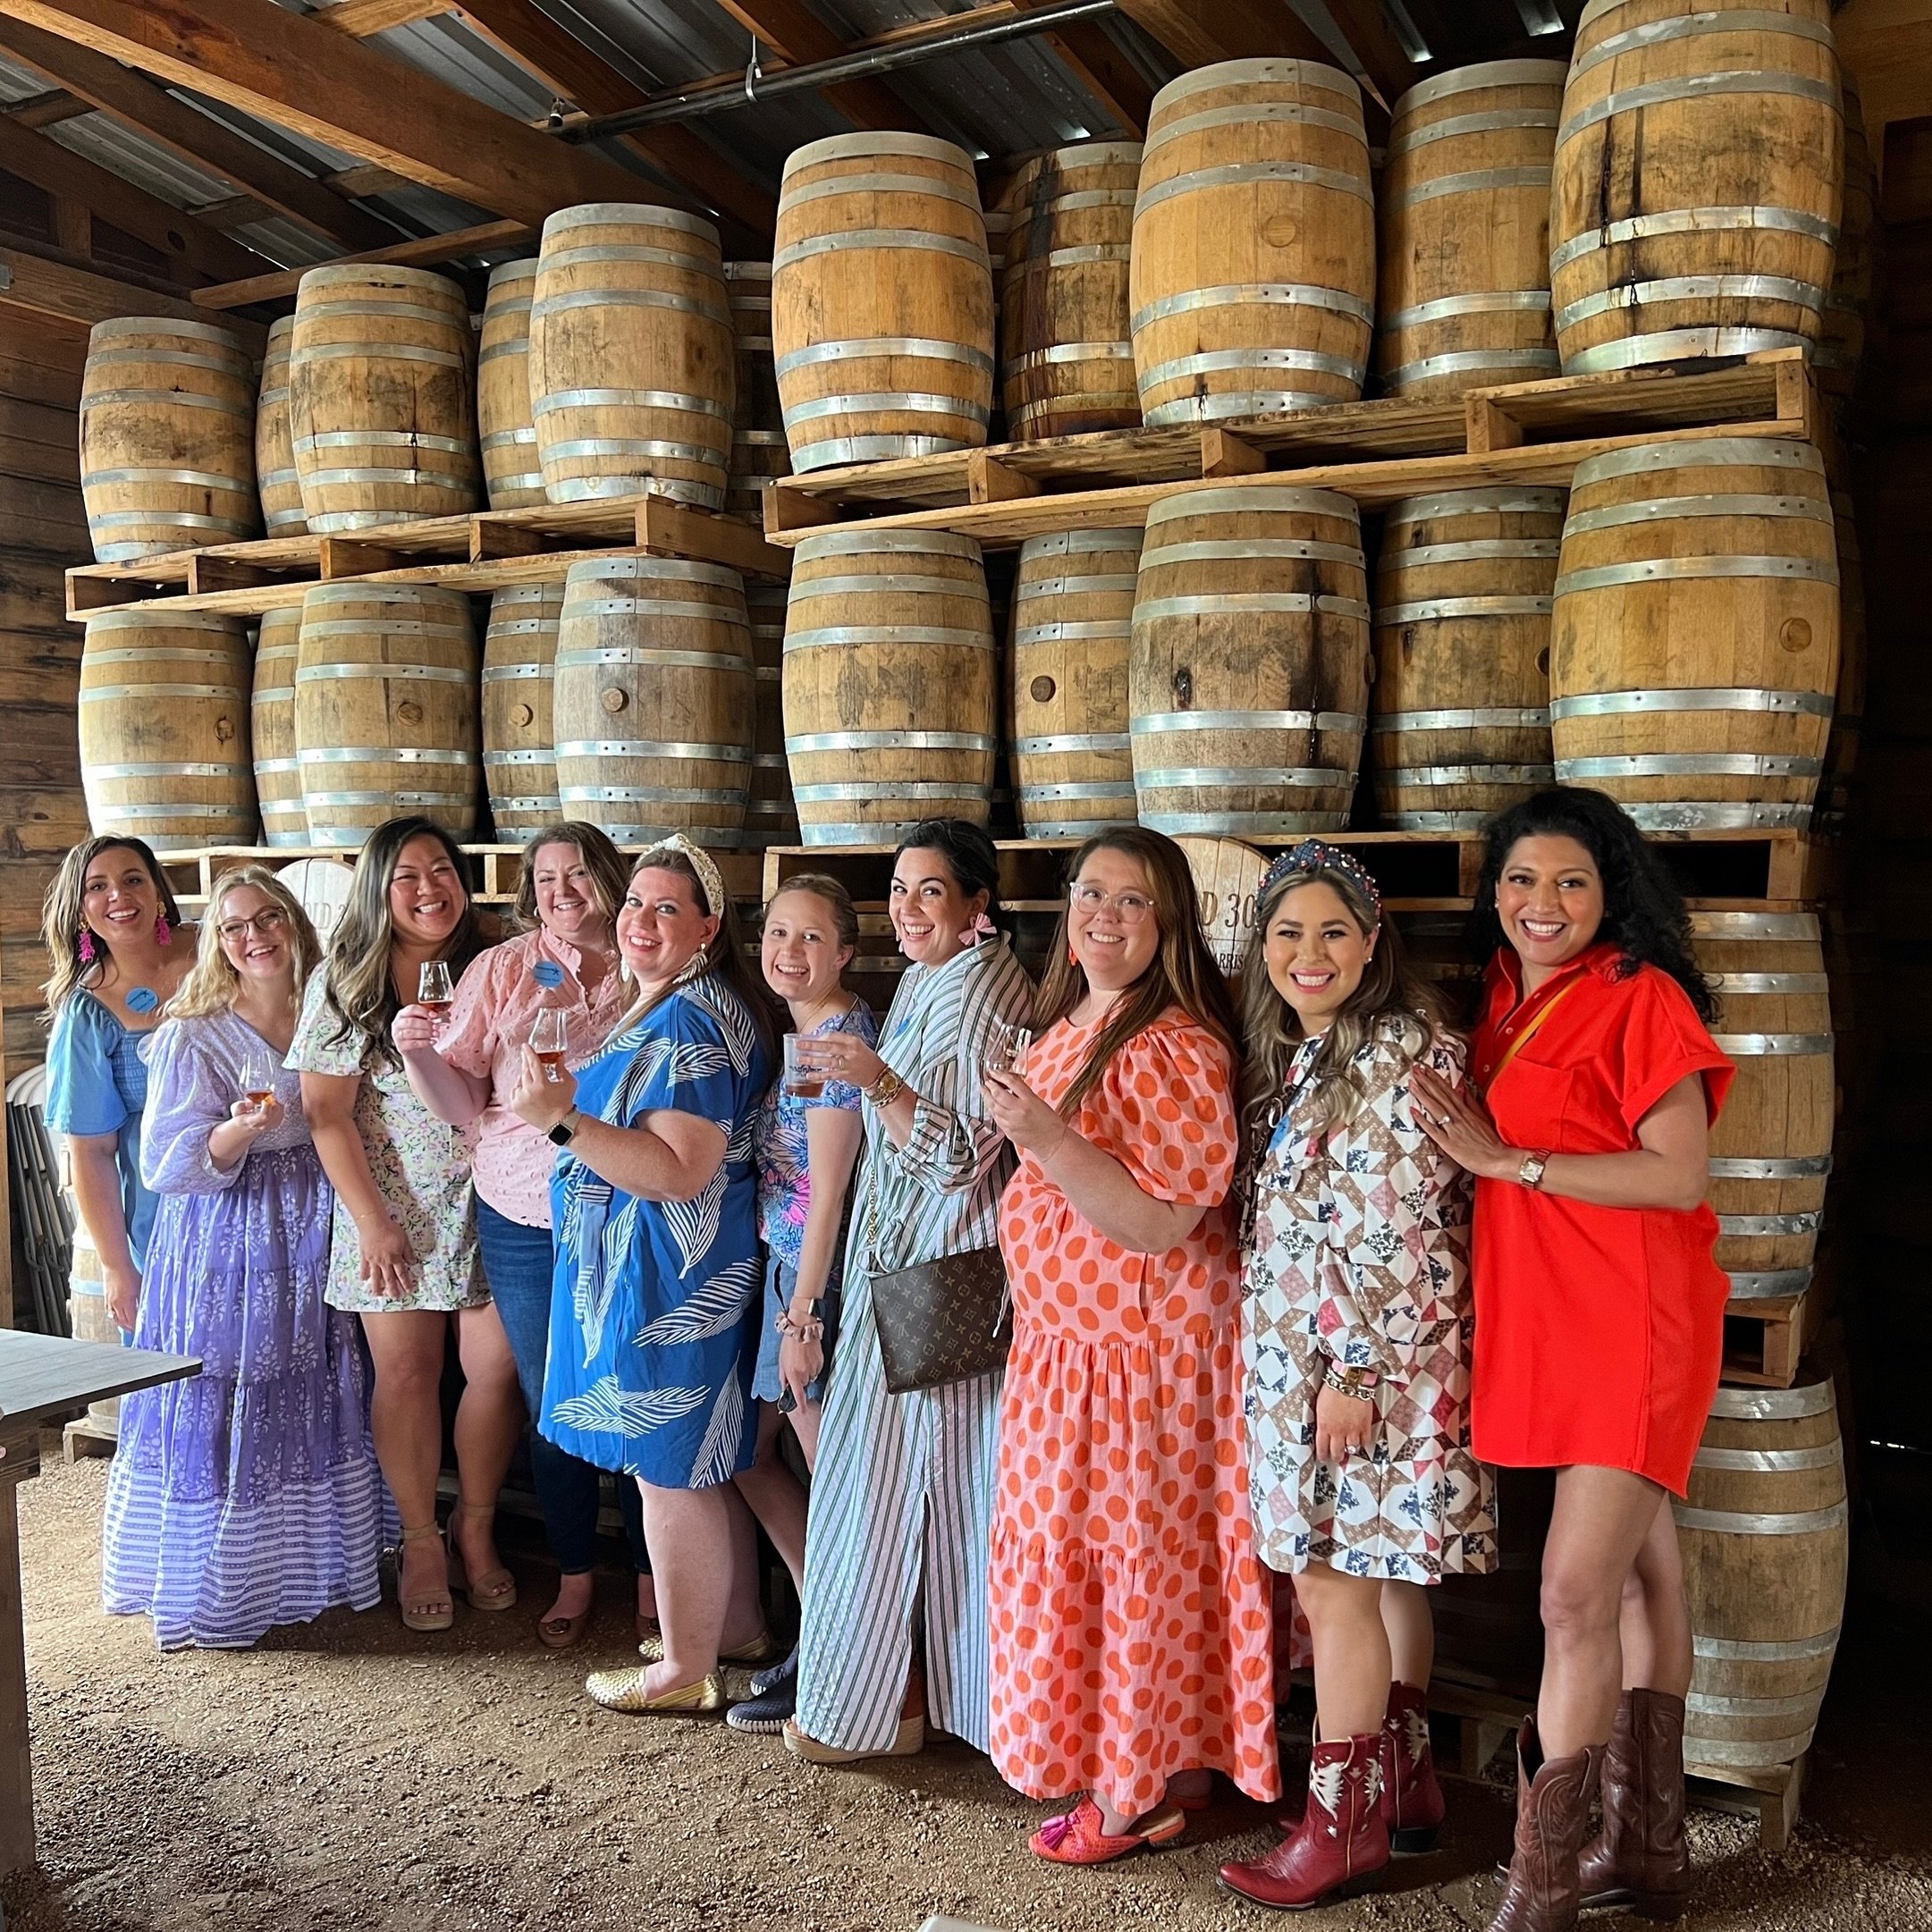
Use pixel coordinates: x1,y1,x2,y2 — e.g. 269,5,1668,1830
637,833,725,921
1260,839,1383,923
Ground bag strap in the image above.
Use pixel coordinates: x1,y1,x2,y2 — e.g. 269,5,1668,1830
1481,975,1584,1098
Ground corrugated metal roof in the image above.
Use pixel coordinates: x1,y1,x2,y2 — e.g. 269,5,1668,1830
45,114,238,208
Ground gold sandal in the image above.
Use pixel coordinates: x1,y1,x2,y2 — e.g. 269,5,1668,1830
638,1626,778,1666
586,1666,726,1715
448,1501,518,1613
395,1524,453,1633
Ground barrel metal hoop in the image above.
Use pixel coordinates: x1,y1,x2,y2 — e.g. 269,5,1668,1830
1142,99,1367,156
1708,973,1830,995
529,288,730,327
1387,108,1559,158
1673,1501,1849,1537
1383,347,1564,389
89,315,253,352
1005,342,1135,374
785,731,996,754
1143,389,1355,425
81,386,252,417
1388,487,1568,523
1014,573,1139,601
1019,782,1139,802
1383,811,1494,830
1136,159,1372,215
481,662,551,682
1140,810,1350,835
81,466,253,493
300,746,477,766
793,528,982,562
1372,706,1551,732
1019,529,1143,561
1562,327,1815,374
1145,485,1360,519
1135,592,1371,622
532,388,730,421
1130,281,1374,333
1385,166,1554,212
1709,1381,1835,1420
789,434,977,468
1708,1155,1832,1180
290,341,468,371
1556,274,1829,334
83,647,239,666
1557,553,1839,595
1717,1211,1824,1236
1694,1627,1841,1664
254,757,301,776
533,242,724,282
784,626,993,652
772,228,989,272
782,392,991,428
1023,244,1132,270
1381,287,1554,334
1014,620,1133,645
1557,70,1842,148
1136,765,1354,789
84,760,245,780
85,803,251,823
1132,709,1364,736
1557,756,1823,786
554,739,752,764
777,169,983,215
1724,1269,1815,1300
774,337,994,378
1383,538,1562,569
1565,432,1823,482
1016,733,1133,755
79,682,245,702
1685,1689,1830,1718
295,664,474,686
791,780,993,803
1393,58,1567,113
1549,688,1834,720
1142,539,1365,573
1690,913,1822,940
1378,595,1554,624
1377,763,1556,786
1549,203,1841,274
484,749,557,767
1562,494,1833,535
539,203,721,246
1571,8,1836,83
788,573,983,602
539,437,724,467
1710,1033,1834,1056
299,468,477,492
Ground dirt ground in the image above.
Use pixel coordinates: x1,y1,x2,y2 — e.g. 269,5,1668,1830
3,1455,1928,1932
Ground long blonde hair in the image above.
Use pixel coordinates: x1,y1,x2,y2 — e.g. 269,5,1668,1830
40,835,184,1018
1236,858,1444,1170
166,866,321,1021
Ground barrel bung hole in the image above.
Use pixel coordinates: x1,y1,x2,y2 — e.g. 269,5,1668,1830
1781,618,1814,654
1031,675,1057,704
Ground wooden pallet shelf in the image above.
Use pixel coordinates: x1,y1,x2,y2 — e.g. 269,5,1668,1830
763,350,1822,544
1721,1288,1816,1389
64,493,789,620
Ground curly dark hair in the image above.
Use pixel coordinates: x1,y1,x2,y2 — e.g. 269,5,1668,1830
1469,787,1717,1023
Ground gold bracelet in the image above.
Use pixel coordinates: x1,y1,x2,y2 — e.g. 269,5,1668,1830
865,1067,907,1109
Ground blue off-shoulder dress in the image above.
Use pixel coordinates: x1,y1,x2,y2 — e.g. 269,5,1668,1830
540,974,770,1490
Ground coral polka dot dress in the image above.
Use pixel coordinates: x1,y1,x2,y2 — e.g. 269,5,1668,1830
989,1008,1279,1818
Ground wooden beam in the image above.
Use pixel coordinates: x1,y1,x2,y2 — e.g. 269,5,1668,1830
1319,0,1419,114
448,0,776,235
0,240,266,345
320,0,447,31
0,116,274,283
4,87,89,128
191,215,531,308
0,0,653,227
709,0,928,132
1109,0,1330,72
325,161,413,199
0,16,398,249
1041,21,1152,136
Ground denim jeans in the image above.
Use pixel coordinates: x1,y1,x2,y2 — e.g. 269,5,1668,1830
475,1195,648,1576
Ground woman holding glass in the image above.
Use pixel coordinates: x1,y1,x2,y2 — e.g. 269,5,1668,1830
510,838,774,1715
41,836,195,1337
103,866,384,1647
723,874,877,1734
785,820,1033,1767
291,816,522,1634
983,826,1278,1864
398,823,651,1649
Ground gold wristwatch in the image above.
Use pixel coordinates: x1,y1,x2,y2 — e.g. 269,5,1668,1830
1518,1149,1551,1191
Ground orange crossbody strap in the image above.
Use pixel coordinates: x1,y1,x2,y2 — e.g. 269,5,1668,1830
1481,976,1584,1099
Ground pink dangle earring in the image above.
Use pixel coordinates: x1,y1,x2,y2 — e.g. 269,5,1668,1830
154,912,171,944
77,927,96,964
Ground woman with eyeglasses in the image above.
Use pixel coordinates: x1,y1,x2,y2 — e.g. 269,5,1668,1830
102,867,384,1648
983,828,1278,1863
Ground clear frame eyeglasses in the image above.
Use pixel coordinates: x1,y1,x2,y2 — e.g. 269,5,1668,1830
216,907,289,942
1068,882,1153,924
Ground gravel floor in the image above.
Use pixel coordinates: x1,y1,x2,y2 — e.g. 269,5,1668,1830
2,1454,1926,1932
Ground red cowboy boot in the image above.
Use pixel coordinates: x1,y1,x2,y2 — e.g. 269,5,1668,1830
1578,1689,1692,1919
1489,1717,1604,1932
1221,1732,1390,1909
1383,1679,1447,1854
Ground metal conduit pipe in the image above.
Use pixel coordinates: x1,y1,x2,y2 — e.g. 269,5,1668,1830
562,0,1121,139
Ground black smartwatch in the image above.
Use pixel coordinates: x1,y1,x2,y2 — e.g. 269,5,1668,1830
547,1108,582,1147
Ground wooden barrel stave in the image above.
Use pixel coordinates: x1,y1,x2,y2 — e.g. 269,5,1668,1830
530,204,735,510
553,557,754,847
1550,0,1843,375
1692,910,1834,1299
255,314,308,538
290,265,480,533
1371,485,1562,828
1130,59,1375,426
478,258,546,511
251,605,308,848
295,583,480,848
782,528,998,843
1675,1381,1847,1770
1817,74,1875,401
80,316,258,561
1012,527,1141,838
1000,142,1143,441
482,584,563,838
1549,438,1839,829
1375,59,1566,398
1129,485,1369,837
744,584,798,847
772,133,995,472
726,261,791,525
79,609,257,852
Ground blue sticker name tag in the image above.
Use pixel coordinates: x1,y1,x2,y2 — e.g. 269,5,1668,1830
124,987,159,1015
532,960,565,991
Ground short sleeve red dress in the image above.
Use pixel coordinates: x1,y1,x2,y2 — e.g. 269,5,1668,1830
1470,942,1735,1497
989,1009,1278,1819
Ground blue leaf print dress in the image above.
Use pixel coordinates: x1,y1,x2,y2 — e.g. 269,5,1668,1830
539,974,771,1489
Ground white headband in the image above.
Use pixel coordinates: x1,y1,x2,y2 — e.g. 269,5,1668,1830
639,833,726,921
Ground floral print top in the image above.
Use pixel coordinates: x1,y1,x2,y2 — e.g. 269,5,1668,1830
286,966,485,1314
753,1000,877,1272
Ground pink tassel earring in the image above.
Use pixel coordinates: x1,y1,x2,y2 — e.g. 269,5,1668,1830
154,913,171,944
77,928,95,964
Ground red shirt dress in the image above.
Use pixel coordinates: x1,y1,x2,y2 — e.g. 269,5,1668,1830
1470,943,1734,1498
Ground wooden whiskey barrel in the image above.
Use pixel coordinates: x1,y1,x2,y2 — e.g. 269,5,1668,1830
482,584,562,839
80,316,258,561
79,609,256,851
295,584,480,848
726,261,790,525
1375,60,1565,398
255,314,307,537
530,204,734,509
1676,1380,1847,1772
1000,142,1142,440
782,529,997,843
1371,487,1562,828
744,584,797,847
251,605,307,848
553,557,753,846
772,133,995,472
1692,910,1834,1305
289,264,480,532
1129,485,1369,836
1550,0,1843,375
1130,60,1374,425
477,258,545,510
1549,438,1838,829
1175,834,1268,979
1011,527,1141,837
1818,75,1876,401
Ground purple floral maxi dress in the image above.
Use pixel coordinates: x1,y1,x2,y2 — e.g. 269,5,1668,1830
102,1008,385,1648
